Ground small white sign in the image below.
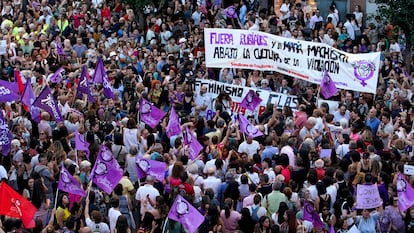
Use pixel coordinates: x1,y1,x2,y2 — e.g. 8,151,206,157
404,165,414,176
0,40,6,55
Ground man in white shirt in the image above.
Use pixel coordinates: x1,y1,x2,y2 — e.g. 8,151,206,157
309,9,323,32
194,85,211,117
202,167,222,198
344,14,355,40
108,197,122,233
135,176,160,216
238,136,260,160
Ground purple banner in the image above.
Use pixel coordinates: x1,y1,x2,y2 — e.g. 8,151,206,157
21,82,41,123
139,98,165,129
49,67,64,83
0,111,12,155
33,86,63,123
166,108,181,138
75,131,90,159
397,173,414,212
58,165,86,197
238,113,263,138
0,79,19,103
135,157,166,182
90,145,123,194
240,90,262,111
77,66,94,102
167,195,204,233
183,127,203,160
320,70,337,99
304,200,324,228
56,39,66,57
92,58,105,84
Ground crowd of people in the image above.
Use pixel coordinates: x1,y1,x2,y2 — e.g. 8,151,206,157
0,0,413,232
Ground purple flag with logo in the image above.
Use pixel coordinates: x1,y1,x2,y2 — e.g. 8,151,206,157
90,145,123,194
21,82,41,123
238,114,263,138
56,39,66,57
77,66,94,102
0,111,12,156
397,173,414,212
304,200,324,228
33,86,63,123
168,195,204,233
49,67,64,83
58,165,86,197
75,131,90,159
240,90,262,111
183,127,203,160
320,70,337,99
166,108,181,138
139,98,166,129
0,79,19,103
136,157,166,182
92,58,105,84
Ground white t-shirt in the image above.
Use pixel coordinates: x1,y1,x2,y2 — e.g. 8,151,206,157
85,218,110,233
108,208,122,231
0,165,8,180
135,184,160,215
238,140,260,158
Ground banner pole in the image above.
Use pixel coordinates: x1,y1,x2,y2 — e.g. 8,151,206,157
54,189,59,209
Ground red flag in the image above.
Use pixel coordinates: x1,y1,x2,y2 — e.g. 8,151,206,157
0,182,37,228
14,69,25,95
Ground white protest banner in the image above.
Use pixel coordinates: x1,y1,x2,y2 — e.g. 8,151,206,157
204,28,380,94
356,184,382,209
193,79,298,116
317,99,340,114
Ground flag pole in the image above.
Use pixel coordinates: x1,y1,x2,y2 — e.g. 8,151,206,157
54,189,59,209
162,218,169,233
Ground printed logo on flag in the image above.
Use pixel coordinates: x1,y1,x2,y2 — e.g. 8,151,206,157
353,60,376,87
137,159,150,173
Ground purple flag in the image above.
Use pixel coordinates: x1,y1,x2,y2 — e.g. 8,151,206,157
0,79,19,103
183,127,203,160
140,98,166,129
58,165,86,197
166,108,181,138
320,70,337,99
77,66,94,102
92,58,105,84
397,173,414,212
329,224,335,233
33,86,63,123
49,67,64,83
238,114,263,138
304,200,324,228
168,195,204,233
21,82,41,123
136,157,166,182
90,145,123,194
75,131,90,159
92,58,113,98
240,90,262,111
102,75,114,99
0,111,12,155
56,39,66,57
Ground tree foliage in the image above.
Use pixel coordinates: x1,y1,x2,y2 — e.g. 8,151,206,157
121,0,153,12
375,0,414,69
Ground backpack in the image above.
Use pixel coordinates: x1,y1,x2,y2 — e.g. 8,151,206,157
251,205,260,223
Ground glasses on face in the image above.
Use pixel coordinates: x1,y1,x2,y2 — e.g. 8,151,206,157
322,208,328,211
40,132,46,135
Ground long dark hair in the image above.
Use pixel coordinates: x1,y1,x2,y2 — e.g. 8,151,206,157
31,178,47,209
116,215,129,232
224,198,233,218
